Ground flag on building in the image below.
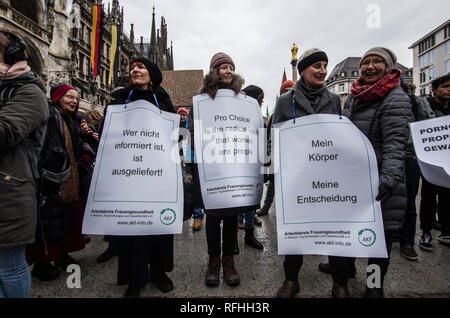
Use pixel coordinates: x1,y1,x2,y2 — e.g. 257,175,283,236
108,24,120,86
90,4,102,77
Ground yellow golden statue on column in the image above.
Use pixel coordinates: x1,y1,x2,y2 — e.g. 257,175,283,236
291,43,298,61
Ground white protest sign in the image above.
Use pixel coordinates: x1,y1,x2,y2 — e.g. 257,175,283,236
193,89,264,210
410,115,450,188
274,114,387,258
82,99,183,235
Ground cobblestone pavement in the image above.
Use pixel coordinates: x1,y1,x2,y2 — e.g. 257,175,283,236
29,187,450,298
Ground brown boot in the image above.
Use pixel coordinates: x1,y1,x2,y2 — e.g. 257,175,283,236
205,256,221,287
331,282,350,298
222,255,240,286
276,280,300,298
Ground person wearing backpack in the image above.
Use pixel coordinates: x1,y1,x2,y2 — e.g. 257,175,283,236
25,83,95,281
0,30,48,298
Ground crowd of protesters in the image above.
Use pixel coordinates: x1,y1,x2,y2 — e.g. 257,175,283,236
0,29,449,298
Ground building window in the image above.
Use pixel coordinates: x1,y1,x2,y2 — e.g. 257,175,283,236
79,54,84,73
86,28,91,45
429,67,436,80
340,72,346,77
339,84,345,93
420,71,426,83
446,41,450,54
419,55,427,68
352,71,358,76
428,49,436,64
80,24,84,42
446,59,450,73
445,24,450,39
420,87,426,96
419,35,436,54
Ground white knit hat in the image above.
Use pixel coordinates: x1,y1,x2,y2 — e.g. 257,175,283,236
360,47,397,70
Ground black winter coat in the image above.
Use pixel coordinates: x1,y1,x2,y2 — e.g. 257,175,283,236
427,96,450,117
101,86,176,285
343,86,413,231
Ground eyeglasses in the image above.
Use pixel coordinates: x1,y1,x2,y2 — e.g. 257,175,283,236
361,59,385,68
63,94,79,101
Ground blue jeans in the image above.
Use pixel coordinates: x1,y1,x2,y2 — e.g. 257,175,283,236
0,245,31,298
238,211,255,231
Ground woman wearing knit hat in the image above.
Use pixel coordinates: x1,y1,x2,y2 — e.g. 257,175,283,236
177,107,189,123
280,80,295,95
26,83,96,281
200,52,245,99
192,52,247,288
272,48,344,298
319,47,412,298
97,57,176,298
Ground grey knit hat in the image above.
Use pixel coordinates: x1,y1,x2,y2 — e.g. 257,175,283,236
210,52,235,70
297,48,328,74
360,47,397,70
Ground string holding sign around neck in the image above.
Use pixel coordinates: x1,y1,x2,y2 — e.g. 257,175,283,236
124,89,134,109
292,95,296,124
331,99,342,119
153,93,162,114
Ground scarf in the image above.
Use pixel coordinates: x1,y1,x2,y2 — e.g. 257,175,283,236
351,69,401,107
60,116,80,205
299,79,327,110
0,61,31,80
291,80,333,116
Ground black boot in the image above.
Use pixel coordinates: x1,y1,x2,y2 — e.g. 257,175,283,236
244,229,263,249
364,274,384,298
150,271,174,293
54,253,79,271
31,262,60,281
97,246,117,263
124,286,141,298
364,287,384,298
256,203,271,216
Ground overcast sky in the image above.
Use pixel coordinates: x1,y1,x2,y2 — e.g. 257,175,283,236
105,0,449,114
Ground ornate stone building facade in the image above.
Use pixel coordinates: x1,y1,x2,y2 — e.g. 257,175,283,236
135,7,174,71
0,1,174,112
68,0,138,111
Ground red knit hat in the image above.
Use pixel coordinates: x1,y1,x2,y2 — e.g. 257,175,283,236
280,80,295,94
176,107,189,115
51,84,77,104
210,52,235,70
